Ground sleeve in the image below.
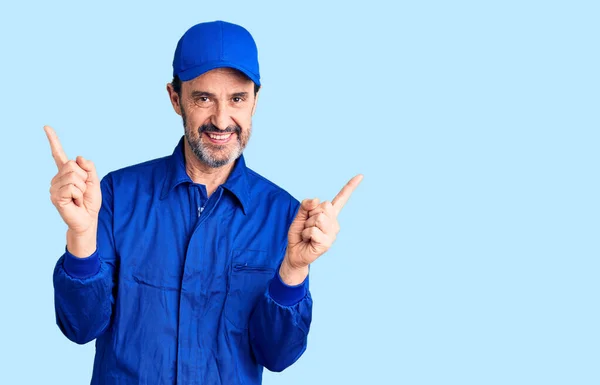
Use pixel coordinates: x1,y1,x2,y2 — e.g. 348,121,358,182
248,198,313,372
52,175,118,345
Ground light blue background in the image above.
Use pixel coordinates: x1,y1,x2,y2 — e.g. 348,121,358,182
0,1,598,384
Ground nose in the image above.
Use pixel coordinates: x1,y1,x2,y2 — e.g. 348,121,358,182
211,103,233,131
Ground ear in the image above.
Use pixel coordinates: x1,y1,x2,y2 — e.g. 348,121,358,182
166,83,182,116
251,88,260,116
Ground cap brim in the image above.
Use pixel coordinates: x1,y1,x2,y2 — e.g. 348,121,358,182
177,61,260,86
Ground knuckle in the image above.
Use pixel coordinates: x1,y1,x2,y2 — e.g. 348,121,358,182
61,163,74,174
71,185,81,196
70,172,84,183
62,176,75,188
73,168,87,179
317,213,327,224
69,172,84,184
67,160,83,172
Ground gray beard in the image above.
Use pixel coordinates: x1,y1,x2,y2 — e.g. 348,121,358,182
181,107,246,168
185,131,243,168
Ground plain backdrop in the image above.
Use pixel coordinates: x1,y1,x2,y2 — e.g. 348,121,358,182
0,1,598,384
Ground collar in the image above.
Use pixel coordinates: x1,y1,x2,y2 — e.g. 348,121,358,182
160,136,251,214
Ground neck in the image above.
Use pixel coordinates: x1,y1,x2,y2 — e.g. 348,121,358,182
183,140,235,197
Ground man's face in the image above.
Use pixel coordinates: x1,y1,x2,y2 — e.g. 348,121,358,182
168,68,258,168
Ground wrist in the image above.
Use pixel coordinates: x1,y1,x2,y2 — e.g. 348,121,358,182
66,226,97,258
279,255,309,286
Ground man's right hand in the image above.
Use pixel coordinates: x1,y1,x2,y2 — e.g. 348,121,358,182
45,125,101,257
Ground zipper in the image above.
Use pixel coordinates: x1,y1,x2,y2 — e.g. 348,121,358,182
197,206,204,217
233,263,274,272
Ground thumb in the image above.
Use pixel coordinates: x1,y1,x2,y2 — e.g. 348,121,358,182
76,156,99,184
288,198,319,244
297,198,320,221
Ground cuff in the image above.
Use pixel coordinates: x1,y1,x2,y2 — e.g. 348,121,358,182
268,268,309,306
63,247,101,279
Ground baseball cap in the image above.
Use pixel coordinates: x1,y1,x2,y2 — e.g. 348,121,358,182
172,20,260,86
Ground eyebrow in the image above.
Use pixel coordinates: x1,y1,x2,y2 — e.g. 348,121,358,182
191,91,216,98
190,91,249,99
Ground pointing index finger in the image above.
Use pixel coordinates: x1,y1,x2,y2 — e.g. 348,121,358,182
332,174,363,215
44,125,68,169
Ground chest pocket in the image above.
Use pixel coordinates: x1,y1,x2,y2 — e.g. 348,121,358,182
224,249,276,330
128,240,184,291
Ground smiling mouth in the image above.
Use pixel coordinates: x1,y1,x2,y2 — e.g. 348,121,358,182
204,132,235,144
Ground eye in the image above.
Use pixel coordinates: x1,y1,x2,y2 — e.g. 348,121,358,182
232,96,244,103
193,96,212,107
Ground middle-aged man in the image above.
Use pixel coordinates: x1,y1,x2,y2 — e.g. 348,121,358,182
45,20,362,384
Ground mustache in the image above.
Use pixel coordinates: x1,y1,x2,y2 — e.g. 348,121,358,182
198,123,241,135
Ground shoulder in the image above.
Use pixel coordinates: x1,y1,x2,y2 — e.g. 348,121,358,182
246,167,299,209
101,155,170,189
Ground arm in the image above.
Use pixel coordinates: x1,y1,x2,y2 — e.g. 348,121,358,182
53,176,118,344
249,175,363,371
248,259,313,372
249,199,312,372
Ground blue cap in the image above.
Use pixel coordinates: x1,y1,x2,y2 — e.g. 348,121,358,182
172,21,260,86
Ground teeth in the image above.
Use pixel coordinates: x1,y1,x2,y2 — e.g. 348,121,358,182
207,133,232,140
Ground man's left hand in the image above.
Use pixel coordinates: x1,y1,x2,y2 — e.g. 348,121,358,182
279,174,363,285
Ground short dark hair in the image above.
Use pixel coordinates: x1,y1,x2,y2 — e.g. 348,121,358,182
171,70,260,96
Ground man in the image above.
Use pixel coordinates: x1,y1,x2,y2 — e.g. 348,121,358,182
46,20,362,384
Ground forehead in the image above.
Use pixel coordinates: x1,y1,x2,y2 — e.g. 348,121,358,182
184,68,253,90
